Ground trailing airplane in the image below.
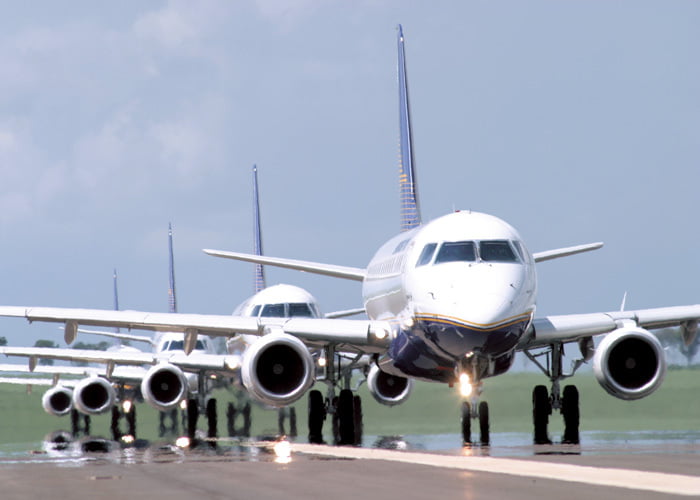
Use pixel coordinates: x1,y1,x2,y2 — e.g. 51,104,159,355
0,26,695,447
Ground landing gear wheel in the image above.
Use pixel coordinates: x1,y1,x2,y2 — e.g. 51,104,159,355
478,401,490,446
187,398,199,441
336,389,356,446
226,402,236,437
206,398,218,445
307,390,325,444
277,407,287,436
460,402,472,445
289,407,298,438
561,385,580,444
353,395,363,446
126,404,137,438
241,401,252,437
110,406,121,441
532,385,552,445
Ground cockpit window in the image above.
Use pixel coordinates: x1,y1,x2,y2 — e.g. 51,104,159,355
416,243,437,267
288,303,314,317
250,304,261,317
434,241,477,264
479,240,518,262
261,303,286,317
164,340,205,351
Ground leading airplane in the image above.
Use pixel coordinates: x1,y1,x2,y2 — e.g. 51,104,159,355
0,26,697,446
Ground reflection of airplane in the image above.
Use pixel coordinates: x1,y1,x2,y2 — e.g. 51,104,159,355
0,26,695,448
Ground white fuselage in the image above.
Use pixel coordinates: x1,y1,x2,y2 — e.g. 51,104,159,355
362,211,537,381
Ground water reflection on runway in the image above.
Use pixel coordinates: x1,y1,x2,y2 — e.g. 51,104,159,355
1,429,699,466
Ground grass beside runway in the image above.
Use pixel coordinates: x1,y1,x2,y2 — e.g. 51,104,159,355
0,367,698,446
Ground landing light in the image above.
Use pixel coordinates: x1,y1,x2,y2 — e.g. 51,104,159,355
175,436,191,448
179,400,188,411
273,440,292,464
122,400,133,414
459,373,473,398
318,352,327,368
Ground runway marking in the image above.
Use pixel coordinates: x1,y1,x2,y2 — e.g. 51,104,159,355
291,444,700,496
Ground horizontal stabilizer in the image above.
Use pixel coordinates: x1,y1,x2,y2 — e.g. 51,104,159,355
533,242,603,263
203,249,367,281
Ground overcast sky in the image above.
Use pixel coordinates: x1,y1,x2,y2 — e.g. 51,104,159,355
0,1,698,350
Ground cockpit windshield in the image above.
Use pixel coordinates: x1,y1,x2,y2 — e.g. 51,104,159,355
434,241,477,264
163,340,205,351
258,302,317,318
479,240,518,262
420,240,521,266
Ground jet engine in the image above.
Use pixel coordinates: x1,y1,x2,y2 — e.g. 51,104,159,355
141,363,188,411
42,386,74,416
73,376,116,415
593,326,666,400
367,364,413,406
241,332,315,407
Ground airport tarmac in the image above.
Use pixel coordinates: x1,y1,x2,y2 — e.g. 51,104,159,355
0,431,699,499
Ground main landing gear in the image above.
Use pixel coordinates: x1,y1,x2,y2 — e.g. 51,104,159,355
110,400,137,442
525,342,586,445
307,346,364,446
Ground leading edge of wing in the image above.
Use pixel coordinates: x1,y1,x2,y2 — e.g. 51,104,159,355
532,242,604,263
203,249,367,281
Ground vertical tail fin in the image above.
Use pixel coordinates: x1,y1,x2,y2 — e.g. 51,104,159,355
112,269,120,334
252,165,266,293
397,24,421,232
168,222,178,313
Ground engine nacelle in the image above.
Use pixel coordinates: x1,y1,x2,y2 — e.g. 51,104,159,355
42,386,74,416
73,376,116,415
241,332,315,407
593,326,666,400
141,363,188,411
367,364,413,406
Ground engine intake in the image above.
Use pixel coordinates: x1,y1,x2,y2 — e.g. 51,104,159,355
241,332,315,407
42,386,74,416
367,364,413,406
73,376,116,415
593,326,666,400
141,363,188,411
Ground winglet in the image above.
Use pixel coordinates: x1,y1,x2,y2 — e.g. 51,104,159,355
397,24,421,232
168,223,178,313
252,165,266,293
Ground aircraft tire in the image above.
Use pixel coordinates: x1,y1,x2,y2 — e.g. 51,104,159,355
532,385,551,445
336,389,355,446
307,390,325,444
460,401,471,445
127,404,137,438
478,401,490,446
561,385,580,444
206,398,218,441
353,395,363,446
110,406,121,441
187,399,198,441
289,406,298,438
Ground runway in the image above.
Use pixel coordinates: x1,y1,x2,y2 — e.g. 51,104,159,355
0,431,698,499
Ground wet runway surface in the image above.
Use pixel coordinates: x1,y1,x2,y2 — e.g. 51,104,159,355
0,431,699,499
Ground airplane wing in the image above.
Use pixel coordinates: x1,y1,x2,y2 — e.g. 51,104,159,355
519,304,700,349
202,249,367,281
0,307,391,354
0,346,243,375
532,242,604,263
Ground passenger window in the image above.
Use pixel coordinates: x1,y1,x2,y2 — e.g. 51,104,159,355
261,303,286,317
480,241,518,262
434,241,476,263
416,243,437,267
288,303,314,317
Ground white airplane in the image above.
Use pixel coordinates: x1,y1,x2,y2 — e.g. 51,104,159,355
0,26,697,448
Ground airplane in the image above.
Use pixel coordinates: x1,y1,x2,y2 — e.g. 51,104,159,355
0,26,695,448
